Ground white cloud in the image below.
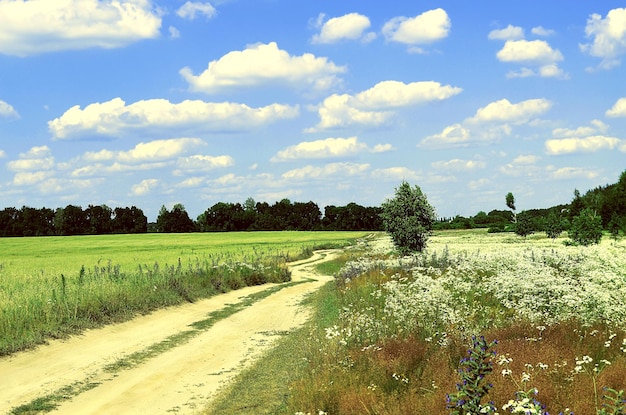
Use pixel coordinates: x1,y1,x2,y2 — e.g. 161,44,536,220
116,138,205,163
169,26,180,39
0,0,161,56
420,98,549,149
606,97,626,117
431,159,486,171
420,124,471,148
308,80,461,131
545,136,623,154
531,26,555,37
175,154,234,171
176,2,216,20
0,100,19,118
131,179,159,196
49,97,299,140
13,171,55,186
468,98,552,124
271,136,391,161
552,119,608,137
496,39,565,78
382,8,450,47
488,25,524,41
497,39,563,65
580,8,626,70
550,167,599,180
7,146,55,171
312,13,374,44
282,162,369,180
180,42,346,93
0,150,5,158
512,154,540,165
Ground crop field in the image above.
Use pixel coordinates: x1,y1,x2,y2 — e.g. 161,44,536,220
211,230,626,415
0,231,367,356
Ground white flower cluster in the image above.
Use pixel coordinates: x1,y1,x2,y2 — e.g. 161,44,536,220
329,235,626,348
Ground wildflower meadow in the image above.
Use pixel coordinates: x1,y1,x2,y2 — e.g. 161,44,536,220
287,230,626,414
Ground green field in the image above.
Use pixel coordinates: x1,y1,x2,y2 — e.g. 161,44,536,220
0,231,368,356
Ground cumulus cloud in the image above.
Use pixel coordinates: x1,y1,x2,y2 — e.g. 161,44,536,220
180,42,346,93
312,13,375,44
580,8,626,70
131,179,159,196
175,154,234,172
531,26,555,37
0,100,19,118
420,124,471,148
545,118,626,154
545,136,623,155
0,0,161,56
382,8,450,52
496,39,566,78
282,162,369,180
431,158,486,171
549,166,599,180
468,98,552,124
308,80,462,131
7,146,55,171
48,97,299,140
488,25,524,41
420,98,550,149
176,2,216,20
513,154,540,164
271,136,392,161
606,97,626,117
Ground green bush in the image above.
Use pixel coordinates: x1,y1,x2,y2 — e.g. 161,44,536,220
380,181,436,254
568,207,603,246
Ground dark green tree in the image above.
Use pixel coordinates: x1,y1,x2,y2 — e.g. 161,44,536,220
514,212,534,238
505,192,517,223
569,207,603,246
380,181,436,255
544,211,563,240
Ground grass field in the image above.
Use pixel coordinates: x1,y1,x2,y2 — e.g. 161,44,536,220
0,231,368,356
206,230,626,415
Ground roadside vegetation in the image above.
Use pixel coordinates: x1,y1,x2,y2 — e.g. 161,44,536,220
0,231,366,356
207,230,626,414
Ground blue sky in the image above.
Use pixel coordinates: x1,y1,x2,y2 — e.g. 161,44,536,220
1,0,626,221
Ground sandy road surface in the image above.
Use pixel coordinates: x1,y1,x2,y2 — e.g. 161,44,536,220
0,248,344,415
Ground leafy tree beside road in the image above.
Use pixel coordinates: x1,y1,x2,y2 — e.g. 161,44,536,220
380,181,436,255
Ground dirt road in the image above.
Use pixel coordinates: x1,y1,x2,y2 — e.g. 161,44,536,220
0,248,343,415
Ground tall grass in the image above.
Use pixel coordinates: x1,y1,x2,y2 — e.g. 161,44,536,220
285,231,626,414
0,231,367,356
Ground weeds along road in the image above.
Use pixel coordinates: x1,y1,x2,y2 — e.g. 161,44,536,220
0,248,342,415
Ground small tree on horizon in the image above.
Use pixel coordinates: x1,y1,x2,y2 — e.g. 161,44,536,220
545,211,563,240
514,212,534,238
569,207,603,246
380,181,436,255
505,192,517,223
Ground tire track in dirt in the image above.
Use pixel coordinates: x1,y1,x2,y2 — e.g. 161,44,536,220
0,249,341,415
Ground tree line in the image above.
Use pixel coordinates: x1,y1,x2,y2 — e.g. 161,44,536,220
0,205,147,237
156,199,383,233
434,169,626,240
0,199,383,237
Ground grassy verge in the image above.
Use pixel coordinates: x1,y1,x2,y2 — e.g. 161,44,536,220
0,231,366,356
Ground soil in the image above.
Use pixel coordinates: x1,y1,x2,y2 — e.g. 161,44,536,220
0,248,347,415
